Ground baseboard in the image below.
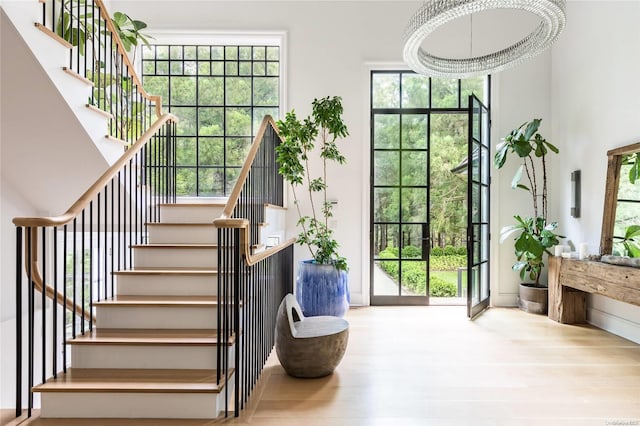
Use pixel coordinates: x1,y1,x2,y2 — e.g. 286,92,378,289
491,293,518,307
588,307,640,344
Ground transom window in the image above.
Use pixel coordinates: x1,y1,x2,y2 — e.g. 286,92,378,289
142,43,280,196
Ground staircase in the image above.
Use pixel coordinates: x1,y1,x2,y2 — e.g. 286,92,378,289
33,202,234,419
9,0,293,420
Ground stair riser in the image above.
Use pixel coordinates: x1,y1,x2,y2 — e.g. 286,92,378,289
71,344,235,370
148,226,218,244
133,247,218,268
39,390,231,419
96,306,221,329
160,205,224,223
116,274,218,296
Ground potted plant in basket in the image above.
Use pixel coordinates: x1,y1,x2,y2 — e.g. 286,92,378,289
495,118,562,314
276,96,349,317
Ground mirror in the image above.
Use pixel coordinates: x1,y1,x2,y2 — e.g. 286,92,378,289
600,141,640,255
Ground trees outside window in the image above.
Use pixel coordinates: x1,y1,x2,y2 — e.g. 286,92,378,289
142,44,280,196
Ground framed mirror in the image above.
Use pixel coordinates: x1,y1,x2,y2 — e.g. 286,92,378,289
600,141,640,255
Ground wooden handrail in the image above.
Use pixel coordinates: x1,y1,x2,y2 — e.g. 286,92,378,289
13,113,177,227
213,217,295,267
25,231,94,324
93,0,159,110
221,115,281,219
14,113,177,326
216,115,293,265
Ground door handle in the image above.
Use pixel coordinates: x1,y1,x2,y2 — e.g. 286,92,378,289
421,223,429,261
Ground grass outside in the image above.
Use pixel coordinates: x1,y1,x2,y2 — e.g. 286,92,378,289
431,270,466,286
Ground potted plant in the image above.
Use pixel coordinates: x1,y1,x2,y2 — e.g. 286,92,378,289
276,96,349,317
495,118,561,314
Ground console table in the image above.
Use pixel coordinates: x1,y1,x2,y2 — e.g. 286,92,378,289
548,256,640,324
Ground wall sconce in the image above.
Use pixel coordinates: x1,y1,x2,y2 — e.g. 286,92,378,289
571,170,581,218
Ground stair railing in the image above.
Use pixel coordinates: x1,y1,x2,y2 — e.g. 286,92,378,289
36,0,161,144
214,115,295,416
13,113,177,418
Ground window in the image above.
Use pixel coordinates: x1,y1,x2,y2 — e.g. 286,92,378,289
142,43,281,196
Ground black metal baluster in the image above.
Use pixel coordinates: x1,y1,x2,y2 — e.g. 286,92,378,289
15,227,22,417
62,225,68,372
111,179,115,294
41,228,46,384
72,218,77,339
118,171,121,273
27,227,33,416
81,210,85,335
89,202,93,331
53,227,58,378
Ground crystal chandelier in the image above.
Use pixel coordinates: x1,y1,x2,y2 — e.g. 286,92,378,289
403,0,567,78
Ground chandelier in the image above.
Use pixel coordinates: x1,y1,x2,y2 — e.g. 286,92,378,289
403,0,567,78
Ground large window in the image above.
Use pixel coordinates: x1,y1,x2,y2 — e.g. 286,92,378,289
142,43,280,196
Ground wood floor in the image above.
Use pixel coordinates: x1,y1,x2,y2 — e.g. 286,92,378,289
4,306,640,425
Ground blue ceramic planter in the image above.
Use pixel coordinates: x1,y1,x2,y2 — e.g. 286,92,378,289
296,260,349,318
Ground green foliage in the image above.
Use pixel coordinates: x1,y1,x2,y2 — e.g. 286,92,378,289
55,2,154,142
456,246,467,255
443,245,457,256
429,278,457,297
613,225,640,257
377,246,461,296
401,245,421,259
622,153,640,184
431,247,444,256
429,254,466,271
111,12,152,56
276,96,349,271
495,119,561,285
500,215,560,284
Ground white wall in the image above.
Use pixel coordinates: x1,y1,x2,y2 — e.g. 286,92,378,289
550,1,640,343
0,6,124,408
112,0,553,307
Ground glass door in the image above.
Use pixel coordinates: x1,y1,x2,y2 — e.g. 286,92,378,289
467,94,491,318
370,71,488,307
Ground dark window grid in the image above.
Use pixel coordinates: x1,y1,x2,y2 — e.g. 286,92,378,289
617,199,640,203
370,70,479,301
141,61,280,78
143,44,279,196
371,70,464,110
372,108,467,114
372,185,429,189
155,103,279,109
373,148,429,153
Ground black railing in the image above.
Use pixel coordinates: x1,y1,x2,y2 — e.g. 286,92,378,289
13,116,176,418
39,0,160,144
215,116,294,416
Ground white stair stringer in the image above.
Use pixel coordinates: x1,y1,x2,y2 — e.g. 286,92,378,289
1,2,124,166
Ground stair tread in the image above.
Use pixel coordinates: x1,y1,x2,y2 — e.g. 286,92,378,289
94,295,219,307
33,368,232,393
146,222,217,227
113,268,218,275
69,328,234,345
131,243,218,248
159,203,225,207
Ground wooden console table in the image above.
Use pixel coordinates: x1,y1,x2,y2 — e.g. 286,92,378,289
548,256,640,324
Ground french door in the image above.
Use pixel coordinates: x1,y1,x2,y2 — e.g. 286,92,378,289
369,71,490,313
467,94,491,318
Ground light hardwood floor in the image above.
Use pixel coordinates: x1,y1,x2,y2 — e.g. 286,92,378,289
4,306,640,425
